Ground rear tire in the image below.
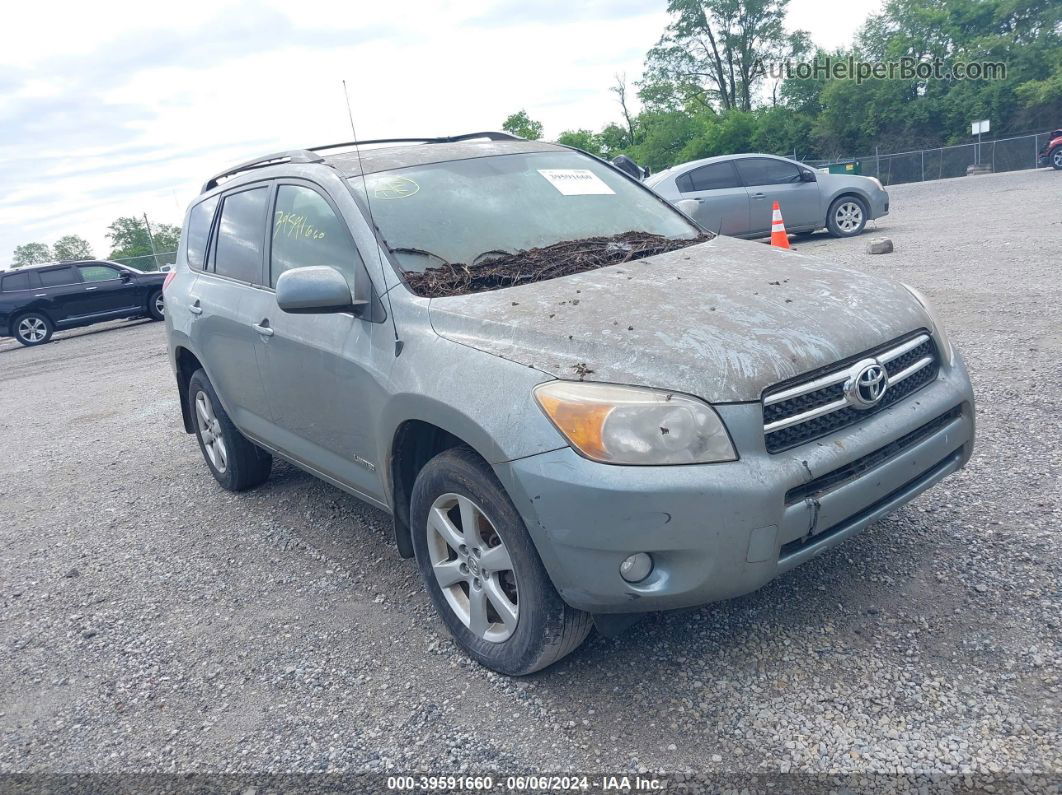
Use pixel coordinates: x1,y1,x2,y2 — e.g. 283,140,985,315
148,289,165,321
826,195,868,237
1051,146,1062,170
13,313,53,346
411,446,592,675
187,369,272,491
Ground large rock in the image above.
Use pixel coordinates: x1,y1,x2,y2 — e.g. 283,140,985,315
866,237,894,255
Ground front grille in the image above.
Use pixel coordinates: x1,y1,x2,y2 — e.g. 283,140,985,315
763,333,939,453
785,406,962,505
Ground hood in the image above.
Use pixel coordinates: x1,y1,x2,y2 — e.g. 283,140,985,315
427,235,930,403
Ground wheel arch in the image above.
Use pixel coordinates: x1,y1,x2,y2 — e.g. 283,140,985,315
12,305,55,326
384,398,522,560
174,345,204,433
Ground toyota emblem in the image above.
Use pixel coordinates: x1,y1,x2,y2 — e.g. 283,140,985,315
845,361,889,409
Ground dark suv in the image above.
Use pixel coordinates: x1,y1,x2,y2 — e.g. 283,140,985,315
0,261,166,346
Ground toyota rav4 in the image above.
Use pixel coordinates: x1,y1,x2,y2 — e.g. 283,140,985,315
164,133,975,675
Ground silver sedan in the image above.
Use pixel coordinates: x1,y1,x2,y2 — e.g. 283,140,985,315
647,153,889,238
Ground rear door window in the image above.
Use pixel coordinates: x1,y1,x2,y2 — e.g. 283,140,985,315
186,195,220,270
735,157,802,186
78,264,122,282
677,161,743,193
214,187,268,283
2,271,36,291
38,267,79,287
270,184,363,287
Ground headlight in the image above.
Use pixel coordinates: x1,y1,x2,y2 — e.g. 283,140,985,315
533,381,736,465
902,283,954,364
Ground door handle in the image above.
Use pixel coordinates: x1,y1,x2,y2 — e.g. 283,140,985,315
752,192,766,199
252,321,274,337
189,299,203,316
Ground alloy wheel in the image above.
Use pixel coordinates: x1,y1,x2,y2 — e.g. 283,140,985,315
1053,149,1062,168
834,201,864,233
195,390,228,473
154,293,165,316
17,317,47,343
426,492,519,642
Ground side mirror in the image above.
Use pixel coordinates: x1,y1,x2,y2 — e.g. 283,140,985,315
276,266,367,314
800,169,817,182
120,270,133,280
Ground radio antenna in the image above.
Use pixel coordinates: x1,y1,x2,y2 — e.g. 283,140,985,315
342,80,401,353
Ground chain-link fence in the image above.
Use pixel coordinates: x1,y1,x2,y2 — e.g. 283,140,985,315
803,132,1055,186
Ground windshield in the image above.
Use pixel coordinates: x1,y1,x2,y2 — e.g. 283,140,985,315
351,151,705,295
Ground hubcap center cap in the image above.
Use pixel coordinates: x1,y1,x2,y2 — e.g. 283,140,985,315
466,555,481,577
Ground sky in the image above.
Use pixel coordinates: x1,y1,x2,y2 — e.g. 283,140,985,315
0,0,881,269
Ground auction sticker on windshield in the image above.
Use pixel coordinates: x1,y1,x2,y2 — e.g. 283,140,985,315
537,169,615,196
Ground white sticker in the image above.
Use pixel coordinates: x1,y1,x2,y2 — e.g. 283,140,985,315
537,169,615,196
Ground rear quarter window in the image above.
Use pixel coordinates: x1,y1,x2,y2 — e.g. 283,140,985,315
2,271,36,291
186,195,220,270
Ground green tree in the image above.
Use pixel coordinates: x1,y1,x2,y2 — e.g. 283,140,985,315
106,216,180,271
643,0,811,112
501,110,544,140
52,235,94,262
628,110,704,172
812,0,1062,154
12,242,53,268
555,129,605,157
598,122,634,157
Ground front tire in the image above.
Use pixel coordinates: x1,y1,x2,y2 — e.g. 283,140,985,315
1051,146,1062,170
148,289,165,321
411,446,592,675
13,313,53,346
826,195,868,237
187,369,272,491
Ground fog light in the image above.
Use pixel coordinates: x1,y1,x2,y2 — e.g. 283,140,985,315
619,553,653,583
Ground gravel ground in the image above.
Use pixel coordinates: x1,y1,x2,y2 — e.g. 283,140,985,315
0,168,1059,780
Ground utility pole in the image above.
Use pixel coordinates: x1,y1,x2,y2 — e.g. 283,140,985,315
143,213,161,271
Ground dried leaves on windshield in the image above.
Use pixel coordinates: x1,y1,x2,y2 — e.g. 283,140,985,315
402,231,712,298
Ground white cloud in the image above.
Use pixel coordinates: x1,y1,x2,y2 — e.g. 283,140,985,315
0,0,875,267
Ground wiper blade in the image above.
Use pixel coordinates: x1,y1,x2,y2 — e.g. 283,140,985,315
391,246,450,268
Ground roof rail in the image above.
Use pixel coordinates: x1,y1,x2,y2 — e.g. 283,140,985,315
201,133,525,193
201,150,324,193
308,131,524,154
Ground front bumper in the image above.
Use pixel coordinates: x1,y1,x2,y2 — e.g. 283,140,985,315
871,189,890,218
495,355,974,614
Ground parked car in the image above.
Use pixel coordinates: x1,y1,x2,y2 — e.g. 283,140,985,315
166,133,974,675
0,260,166,346
1038,128,1062,169
647,153,889,238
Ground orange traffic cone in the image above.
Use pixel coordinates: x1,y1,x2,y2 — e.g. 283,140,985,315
770,201,791,249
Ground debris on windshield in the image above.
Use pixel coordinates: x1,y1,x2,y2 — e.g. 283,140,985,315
402,231,712,298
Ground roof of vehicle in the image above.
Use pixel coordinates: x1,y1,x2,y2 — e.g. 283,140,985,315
3,260,122,272
647,152,805,186
202,133,568,193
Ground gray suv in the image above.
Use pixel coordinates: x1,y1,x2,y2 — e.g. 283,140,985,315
165,132,975,675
